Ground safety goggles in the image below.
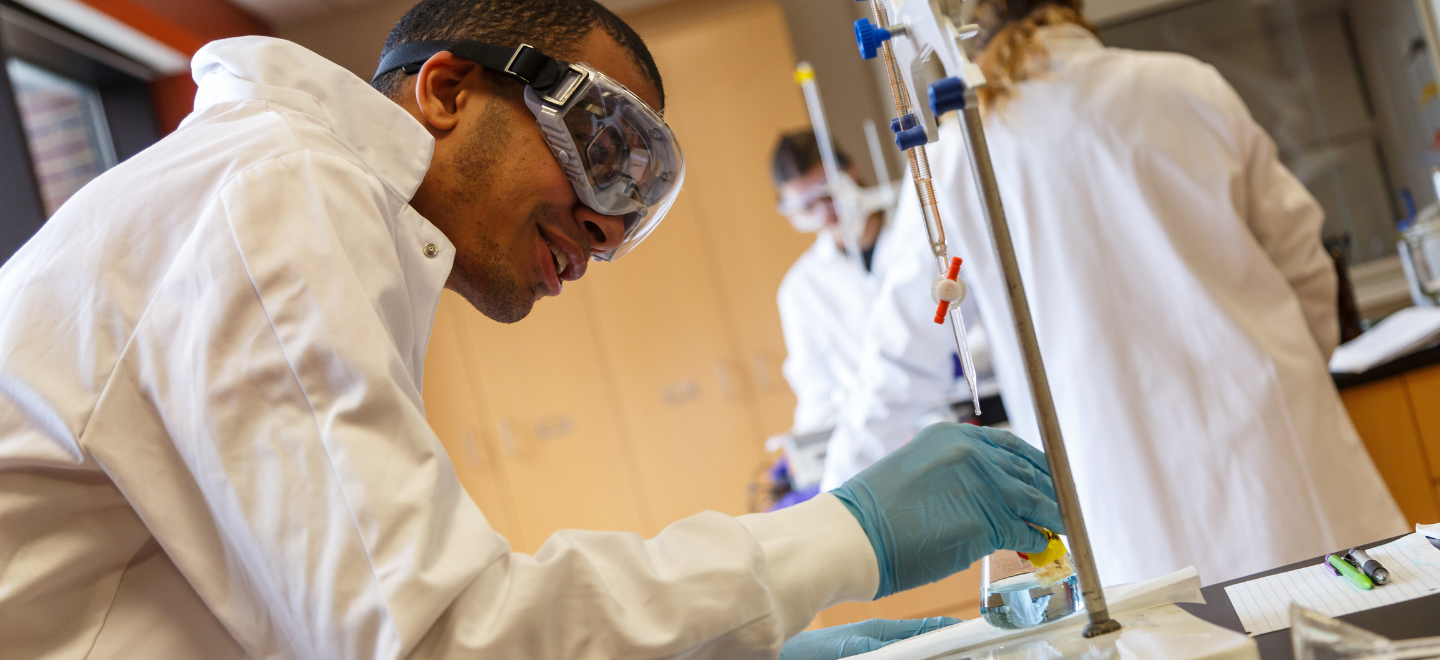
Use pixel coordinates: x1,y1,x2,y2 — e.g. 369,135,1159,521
374,40,684,261
776,182,832,234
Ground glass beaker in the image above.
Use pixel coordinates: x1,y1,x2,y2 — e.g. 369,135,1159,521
1291,605,1440,660
979,550,1082,629
1400,209,1440,306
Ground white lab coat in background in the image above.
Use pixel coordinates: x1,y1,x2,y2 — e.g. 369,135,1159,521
779,232,883,435
873,24,1403,585
0,37,878,659
815,202,991,489
782,222,987,485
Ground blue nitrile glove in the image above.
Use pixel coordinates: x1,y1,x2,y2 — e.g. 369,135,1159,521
779,617,960,660
832,423,1064,599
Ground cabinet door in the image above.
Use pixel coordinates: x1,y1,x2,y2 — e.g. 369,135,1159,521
584,189,768,527
451,286,653,551
423,291,521,545
630,0,817,437
1405,364,1440,484
1341,376,1439,525
817,568,983,627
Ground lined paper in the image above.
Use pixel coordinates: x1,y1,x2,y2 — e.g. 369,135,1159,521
1225,533,1440,635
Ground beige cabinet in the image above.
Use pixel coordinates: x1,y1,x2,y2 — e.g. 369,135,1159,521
634,0,817,436
818,569,984,626
423,293,521,545
583,191,770,527
447,288,654,550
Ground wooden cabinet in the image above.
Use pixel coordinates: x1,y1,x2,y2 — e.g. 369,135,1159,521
1341,363,1440,526
583,191,769,527
818,569,984,626
635,0,816,436
1408,366,1440,482
423,292,520,545
448,288,654,551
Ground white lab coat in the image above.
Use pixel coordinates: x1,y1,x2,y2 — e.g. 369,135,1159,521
865,24,1405,585
814,200,992,489
0,37,878,659
782,223,987,481
778,230,891,434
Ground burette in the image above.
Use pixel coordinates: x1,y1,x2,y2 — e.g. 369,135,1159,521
850,4,984,416
794,62,981,413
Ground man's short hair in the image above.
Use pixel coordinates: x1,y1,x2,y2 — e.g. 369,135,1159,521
373,0,663,106
771,130,851,187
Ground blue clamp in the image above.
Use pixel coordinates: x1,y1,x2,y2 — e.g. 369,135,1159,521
890,113,927,150
929,76,967,116
854,19,892,60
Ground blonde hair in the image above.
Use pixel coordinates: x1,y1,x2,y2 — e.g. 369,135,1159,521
974,1,1096,108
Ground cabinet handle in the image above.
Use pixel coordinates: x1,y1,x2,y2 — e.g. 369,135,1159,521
751,351,772,392
460,429,483,467
534,413,575,440
661,379,701,406
496,418,519,458
715,360,737,400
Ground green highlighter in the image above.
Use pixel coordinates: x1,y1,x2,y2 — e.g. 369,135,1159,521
1327,554,1374,590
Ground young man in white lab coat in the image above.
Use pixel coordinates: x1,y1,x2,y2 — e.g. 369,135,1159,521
852,0,1406,586
772,132,989,493
0,1,1067,658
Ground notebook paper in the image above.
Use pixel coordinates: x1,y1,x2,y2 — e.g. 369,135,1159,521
1224,533,1440,635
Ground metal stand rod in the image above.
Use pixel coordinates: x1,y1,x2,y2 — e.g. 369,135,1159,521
957,102,1121,638
796,64,866,270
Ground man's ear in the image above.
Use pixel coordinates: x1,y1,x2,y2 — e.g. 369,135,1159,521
413,51,485,133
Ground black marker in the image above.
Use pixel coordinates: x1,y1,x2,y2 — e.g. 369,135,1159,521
1345,547,1390,585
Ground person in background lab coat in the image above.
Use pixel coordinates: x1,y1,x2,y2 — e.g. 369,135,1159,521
862,0,1405,585
774,131,890,442
772,133,990,495
0,0,1068,658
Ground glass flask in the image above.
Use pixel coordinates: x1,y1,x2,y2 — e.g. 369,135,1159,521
979,549,1082,629
1291,605,1440,660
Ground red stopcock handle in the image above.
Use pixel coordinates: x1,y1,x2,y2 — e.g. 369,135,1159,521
934,257,963,324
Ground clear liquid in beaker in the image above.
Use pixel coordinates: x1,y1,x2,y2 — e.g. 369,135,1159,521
980,553,1082,629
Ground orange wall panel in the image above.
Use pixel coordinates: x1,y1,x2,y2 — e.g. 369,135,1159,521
123,0,268,43
77,0,270,135
148,73,198,136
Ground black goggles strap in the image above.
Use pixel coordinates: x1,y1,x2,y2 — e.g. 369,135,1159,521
372,40,569,94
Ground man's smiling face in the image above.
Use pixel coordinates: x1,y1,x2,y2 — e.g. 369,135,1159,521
401,28,664,323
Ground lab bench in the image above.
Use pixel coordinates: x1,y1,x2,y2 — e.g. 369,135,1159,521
1180,534,1440,659
1334,343,1440,526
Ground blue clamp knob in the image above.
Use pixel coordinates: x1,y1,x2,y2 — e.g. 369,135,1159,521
854,19,892,60
890,113,927,150
929,76,967,116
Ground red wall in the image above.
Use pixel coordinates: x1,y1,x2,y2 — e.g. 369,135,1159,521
76,0,270,134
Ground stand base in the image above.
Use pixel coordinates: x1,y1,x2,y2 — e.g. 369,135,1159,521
955,604,1257,660
1081,617,1123,638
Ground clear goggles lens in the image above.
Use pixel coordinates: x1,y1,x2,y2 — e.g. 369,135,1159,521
525,66,684,262
776,184,830,217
